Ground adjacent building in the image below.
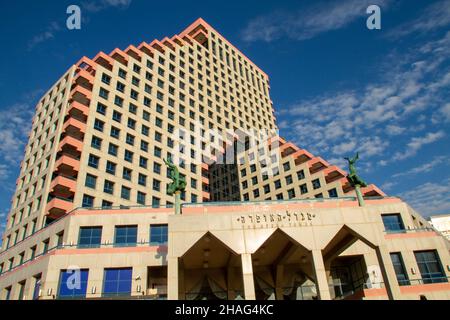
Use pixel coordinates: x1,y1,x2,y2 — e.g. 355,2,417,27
0,18,449,300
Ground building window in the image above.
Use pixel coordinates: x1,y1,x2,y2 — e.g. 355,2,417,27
150,225,168,245
82,194,94,208
108,143,118,156
152,197,160,208
137,191,146,205
106,161,116,175
78,227,102,248
33,274,42,300
297,170,305,180
88,154,99,168
138,174,147,186
121,186,130,200
104,180,115,194
91,136,102,150
283,162,291,171
85,174,97,189
17,281,26,300
300,183,308,195
414,250,447,284
328,188,338,198
103,268,132,297
390,252,410,286
382,214,405,233
114,226,137,247
110,126,120,139
288,189,296,199
57,269,89,299
102,200,113,208
312,178,321,189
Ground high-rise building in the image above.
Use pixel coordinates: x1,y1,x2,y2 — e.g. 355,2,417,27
0,19,449,300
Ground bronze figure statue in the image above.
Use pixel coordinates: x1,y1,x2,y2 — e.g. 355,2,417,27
164,158,186,195
344,152,367,188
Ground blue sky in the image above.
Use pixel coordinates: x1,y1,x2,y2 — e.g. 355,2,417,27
0,0,449,236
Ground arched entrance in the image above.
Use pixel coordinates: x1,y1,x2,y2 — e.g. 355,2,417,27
251,229,318,300
179,232,244,300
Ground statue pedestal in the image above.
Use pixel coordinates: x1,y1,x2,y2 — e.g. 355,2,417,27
174,191,181,215
355,184,365,207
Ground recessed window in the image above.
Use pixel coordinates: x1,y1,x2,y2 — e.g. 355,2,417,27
114,225,137,247
58,269,89,298
414,250,447,284
390,252,410,286
150,225,168,245
78,227,102,248
103,268,132,297
381,214,405,233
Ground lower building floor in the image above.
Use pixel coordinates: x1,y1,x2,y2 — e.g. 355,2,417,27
0,197,449,300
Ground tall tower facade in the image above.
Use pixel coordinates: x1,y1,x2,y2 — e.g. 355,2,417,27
0,18,449,302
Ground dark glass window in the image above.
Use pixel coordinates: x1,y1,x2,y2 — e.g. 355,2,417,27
312,178,321,189
150,225,168,245
114,226,137,247
85,174,97,189
328,188,338,198
104,180,114,194
382,214,405,232
390,252,410,286
121,186,130,200
58,269,89,299
78,227,102,248
82,194,94,208
414,250,447,284
103,268,132,297
88,154,99,168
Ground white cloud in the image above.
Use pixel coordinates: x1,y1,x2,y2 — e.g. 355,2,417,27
387,0,450,39
242,0,391,42
279,31,450,167
399,178,450,217
82,0,132,12
393,156,450,178
385,125,406,136
393,131,445,161
28,22,61,50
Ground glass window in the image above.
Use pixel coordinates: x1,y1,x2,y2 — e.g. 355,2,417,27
390,252,410,286
328,188,338,198
137,191,146,205
104,180,115,194
78,227,102,248
82,194,94,208
312,178,321,189
88,154,99,168
121,186,130,200
57,269,89,299
106,161,116,175
297,170,305,180
85,174,97,189
382,214,405,232
103,268,132,297
414,250,447,284
114,226,137,247
91,136,102,150
110,126,120,139
150,225,168,245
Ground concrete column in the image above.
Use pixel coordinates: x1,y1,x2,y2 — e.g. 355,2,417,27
241,253,256,300
311,250,331,300
167,257,179,300
375,246,401,300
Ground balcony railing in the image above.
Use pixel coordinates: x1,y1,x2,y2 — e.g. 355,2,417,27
0,242,168,278
384,227,436,234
